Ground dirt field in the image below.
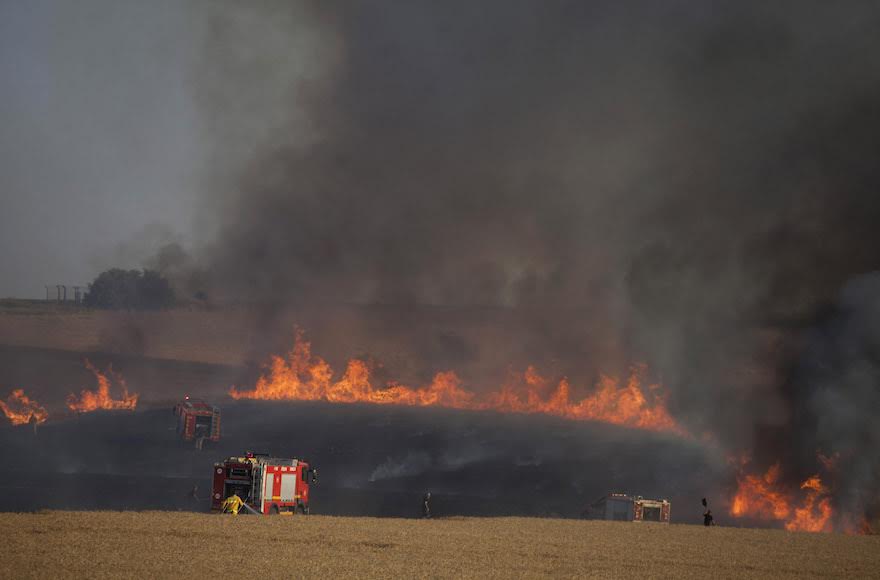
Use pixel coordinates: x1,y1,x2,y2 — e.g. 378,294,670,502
3,512,878,579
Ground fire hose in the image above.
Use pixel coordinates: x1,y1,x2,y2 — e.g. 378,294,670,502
240,502,261,515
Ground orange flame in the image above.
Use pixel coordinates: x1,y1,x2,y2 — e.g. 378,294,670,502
229,330,686,435
66,360,138,413
731,462,833,532
786,476,833,533
0,389,49,426
731,463,792,521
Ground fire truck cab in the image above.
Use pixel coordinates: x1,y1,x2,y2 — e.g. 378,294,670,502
173,397,221,447
211,452,317,515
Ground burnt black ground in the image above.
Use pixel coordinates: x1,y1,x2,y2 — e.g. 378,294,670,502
0,401,721,522
0,345,725,523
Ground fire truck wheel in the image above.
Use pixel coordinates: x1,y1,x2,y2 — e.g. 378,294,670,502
271,504,280,515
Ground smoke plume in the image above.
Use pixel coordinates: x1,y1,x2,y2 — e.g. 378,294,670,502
177,1,880,524
786,274,880,525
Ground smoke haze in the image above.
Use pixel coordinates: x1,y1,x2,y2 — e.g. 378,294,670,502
3,1,880,525
188,0,880,524
0,1,205,297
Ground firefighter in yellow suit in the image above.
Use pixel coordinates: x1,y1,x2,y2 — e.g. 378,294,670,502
221,492,244,515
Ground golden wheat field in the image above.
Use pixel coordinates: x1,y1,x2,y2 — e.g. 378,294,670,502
2,512,879,579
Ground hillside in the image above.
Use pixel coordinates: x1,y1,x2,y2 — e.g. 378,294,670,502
0,301,638,386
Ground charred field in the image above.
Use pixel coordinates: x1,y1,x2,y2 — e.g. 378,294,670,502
1,311,877,533
0,331,723,523
0,389,716,522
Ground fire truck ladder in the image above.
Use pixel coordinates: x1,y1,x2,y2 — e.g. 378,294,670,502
250,465,263,513
211,407,221,439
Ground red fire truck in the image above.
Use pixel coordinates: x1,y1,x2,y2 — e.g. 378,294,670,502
173,397,221,448
211,452,317,515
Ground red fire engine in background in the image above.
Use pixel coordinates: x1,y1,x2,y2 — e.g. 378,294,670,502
173,397,221,448
211,452,317,515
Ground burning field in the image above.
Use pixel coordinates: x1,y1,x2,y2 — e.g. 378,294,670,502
222,325,880,534
1,319,879,535
66,360,138,413
0,358,138,425
0,389,48,426
727,455,875,535
229,330,685,435
5,8,880,577
0,370,710,520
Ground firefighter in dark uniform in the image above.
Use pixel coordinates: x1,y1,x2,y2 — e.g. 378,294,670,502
702,498,714,526
422,492,432,518
703,509,714,526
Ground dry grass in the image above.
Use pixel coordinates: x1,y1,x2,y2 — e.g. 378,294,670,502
2,512,879,579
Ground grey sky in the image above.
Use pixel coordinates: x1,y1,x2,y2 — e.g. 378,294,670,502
0,1,201,297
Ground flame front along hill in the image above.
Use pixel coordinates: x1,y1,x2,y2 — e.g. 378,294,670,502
230,330,687,435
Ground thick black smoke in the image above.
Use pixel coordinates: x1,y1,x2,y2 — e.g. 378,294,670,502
183,1,880,524
782,273,880,526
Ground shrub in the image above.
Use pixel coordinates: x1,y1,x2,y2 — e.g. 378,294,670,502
84,269,175,310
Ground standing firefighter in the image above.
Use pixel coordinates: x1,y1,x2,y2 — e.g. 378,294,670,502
422,492,432,519
221,492,244,515
702,498,715,526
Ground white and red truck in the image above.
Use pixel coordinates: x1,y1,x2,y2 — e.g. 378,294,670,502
211,452,317,515
173,397,221,448
586,493,671,523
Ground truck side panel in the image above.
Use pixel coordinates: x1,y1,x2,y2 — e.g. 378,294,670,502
211,466,225,510
262,466,274,513
280,473,297,502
